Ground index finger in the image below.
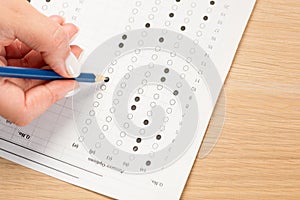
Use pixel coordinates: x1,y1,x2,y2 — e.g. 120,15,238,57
4,2,80,77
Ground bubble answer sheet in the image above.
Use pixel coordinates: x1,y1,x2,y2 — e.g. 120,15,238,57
0,0,256,199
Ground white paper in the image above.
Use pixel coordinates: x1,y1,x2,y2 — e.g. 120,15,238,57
0,1,256,199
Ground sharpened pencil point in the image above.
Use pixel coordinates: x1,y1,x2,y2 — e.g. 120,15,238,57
104,77,110,82
95,75,108,82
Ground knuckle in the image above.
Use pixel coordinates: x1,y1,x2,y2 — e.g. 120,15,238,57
51,25,69,51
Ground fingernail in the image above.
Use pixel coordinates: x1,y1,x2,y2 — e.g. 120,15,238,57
78,50,85,62
66,52,81,77
65,82,80,98
70,31,79,43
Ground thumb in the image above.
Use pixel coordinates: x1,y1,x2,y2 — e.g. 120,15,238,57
0,79,77,126
6,2,80,77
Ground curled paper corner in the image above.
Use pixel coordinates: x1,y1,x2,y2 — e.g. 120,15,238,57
198,89,226,159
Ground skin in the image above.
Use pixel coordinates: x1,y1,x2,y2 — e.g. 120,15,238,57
0,0,82,126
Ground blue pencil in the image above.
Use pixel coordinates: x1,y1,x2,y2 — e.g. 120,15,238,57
0,66,107,83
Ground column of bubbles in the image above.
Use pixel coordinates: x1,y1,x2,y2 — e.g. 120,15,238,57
73,28,223,174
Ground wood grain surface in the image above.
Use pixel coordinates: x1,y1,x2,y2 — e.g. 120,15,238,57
1,0,299,199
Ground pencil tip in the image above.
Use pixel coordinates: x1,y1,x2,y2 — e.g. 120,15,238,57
95,75,109,82
104,77,110,82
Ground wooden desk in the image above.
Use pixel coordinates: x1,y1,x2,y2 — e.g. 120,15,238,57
1,0,299,199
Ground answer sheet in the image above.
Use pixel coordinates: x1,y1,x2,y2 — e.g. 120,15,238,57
0,0,256,199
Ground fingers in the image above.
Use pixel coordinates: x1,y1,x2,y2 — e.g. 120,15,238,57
5,2,80,77
49,16,80,41
6,44,82,70
70,45,83,59
5,22,82,69
5,15,66,59
5,45,82,92
0,78,77,126
5,40,31,59
7,50,45,68
19,80,78,126
62,23,79,41
0,4,84,126
49,15,65,25
5,16,80,65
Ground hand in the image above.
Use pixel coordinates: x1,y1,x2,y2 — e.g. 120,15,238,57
0,1,83,126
